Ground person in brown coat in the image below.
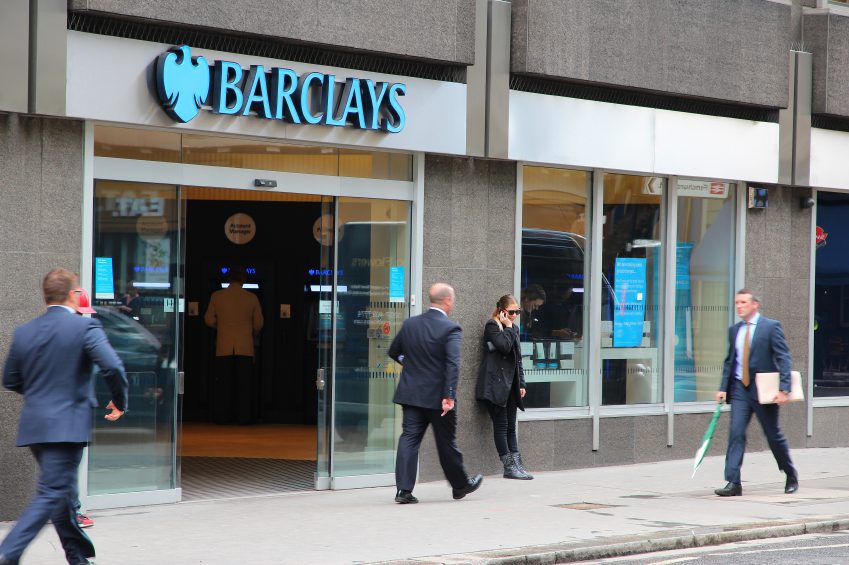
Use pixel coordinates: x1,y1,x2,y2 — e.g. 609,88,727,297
204,267,263,424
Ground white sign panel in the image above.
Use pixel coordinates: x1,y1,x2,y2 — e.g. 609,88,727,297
677,179,730,198
67,32,466,156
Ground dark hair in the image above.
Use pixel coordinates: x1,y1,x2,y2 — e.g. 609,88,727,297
227,266,247,284
43,268,78,305
491,294,518,321
521,284,546,303
735,288,761,304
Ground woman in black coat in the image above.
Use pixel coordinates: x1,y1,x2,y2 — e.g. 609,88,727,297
475,294,533,480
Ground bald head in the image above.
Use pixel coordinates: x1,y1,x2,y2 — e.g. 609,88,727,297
429,283,456,315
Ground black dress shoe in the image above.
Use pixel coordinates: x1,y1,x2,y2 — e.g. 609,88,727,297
452,474,483,500
0,554,19,565
394,490,418,504
714,482,742,497
785,475,799,494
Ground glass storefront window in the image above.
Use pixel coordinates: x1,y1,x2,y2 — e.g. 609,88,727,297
813,191,849,397
519,166,590,408
94,126,413,181
601,174,664,405
673,180,736,402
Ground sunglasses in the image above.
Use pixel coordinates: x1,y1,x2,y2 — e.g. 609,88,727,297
505,309,520,316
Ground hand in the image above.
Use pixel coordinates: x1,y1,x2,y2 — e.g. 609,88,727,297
775,391,790,406
441,398,455,416
105,401,124,422
715,391,726,403
519,388,526,398
499,311,512,328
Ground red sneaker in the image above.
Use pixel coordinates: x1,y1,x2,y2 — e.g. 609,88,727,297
76,513,94,528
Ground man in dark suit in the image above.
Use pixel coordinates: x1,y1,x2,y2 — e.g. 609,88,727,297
389,283,483,504
0,268,129,565
714,288,798,497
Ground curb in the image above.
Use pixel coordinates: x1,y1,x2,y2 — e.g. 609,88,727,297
371,517,849,565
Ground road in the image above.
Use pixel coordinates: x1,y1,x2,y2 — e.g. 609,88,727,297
595,531,849,564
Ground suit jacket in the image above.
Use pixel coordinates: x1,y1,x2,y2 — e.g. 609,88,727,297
389,308,462,411
204,285,264,357
475,319,526,409
2,307,129,446
719,315,792,397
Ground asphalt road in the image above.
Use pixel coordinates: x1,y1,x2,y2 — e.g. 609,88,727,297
594,531,849,564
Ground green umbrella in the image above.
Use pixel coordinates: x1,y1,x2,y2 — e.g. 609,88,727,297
692,401,724,478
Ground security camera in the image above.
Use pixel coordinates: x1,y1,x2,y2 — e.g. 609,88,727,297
800,197,816,209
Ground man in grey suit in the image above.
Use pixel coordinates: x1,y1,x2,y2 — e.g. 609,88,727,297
714,288,798,497
389,283,483,504
0,268,128,565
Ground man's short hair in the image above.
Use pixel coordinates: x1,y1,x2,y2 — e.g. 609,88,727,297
736,288,760,304
227,267,247,284
43,268,78,305
429,283,454,305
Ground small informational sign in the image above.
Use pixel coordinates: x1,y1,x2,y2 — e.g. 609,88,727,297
613,258,647,348
225,213,256,244
163,297,175,313
389,266,405,303
676,243,694,290
95,257,115,299
677,179,730,199
280,304,291,319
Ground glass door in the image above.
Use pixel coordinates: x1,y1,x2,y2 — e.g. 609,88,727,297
87,180,181,505
315,197,335,488
316,196,411,486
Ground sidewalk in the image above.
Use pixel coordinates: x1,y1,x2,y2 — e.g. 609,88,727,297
3,447,849,564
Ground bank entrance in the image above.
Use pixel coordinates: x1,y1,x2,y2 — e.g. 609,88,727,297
82,128,415,508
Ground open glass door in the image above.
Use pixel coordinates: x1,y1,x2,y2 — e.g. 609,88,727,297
328,197,411,487
315,196,335,489
86,180,181,507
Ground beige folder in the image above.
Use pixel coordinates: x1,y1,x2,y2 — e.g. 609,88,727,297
755,371,804,404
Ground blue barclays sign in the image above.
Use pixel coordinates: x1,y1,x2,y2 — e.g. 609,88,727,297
154,45,406,132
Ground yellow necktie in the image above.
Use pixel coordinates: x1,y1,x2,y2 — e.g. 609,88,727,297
742,323,751,387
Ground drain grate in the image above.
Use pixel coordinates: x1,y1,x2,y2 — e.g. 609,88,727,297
181,457,314,501
553,502,616,510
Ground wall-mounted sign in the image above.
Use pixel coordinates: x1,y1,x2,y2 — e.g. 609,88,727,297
677,179,730,199
95,257,115,300
225,213,256,245
155,45,406,132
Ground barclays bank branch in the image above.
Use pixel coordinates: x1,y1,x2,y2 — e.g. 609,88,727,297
0,1,845,518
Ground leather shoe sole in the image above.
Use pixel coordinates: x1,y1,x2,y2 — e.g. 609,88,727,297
452,474,483,500
714,483,742,497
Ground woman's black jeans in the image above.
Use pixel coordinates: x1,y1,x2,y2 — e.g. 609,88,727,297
485,395,519,457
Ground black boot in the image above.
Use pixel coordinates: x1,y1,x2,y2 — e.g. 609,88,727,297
512,452,534,479
500,453,530,479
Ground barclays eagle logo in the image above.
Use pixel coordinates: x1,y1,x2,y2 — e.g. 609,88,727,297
155,45,210,123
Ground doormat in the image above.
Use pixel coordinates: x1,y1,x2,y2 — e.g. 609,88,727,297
181,457,313,501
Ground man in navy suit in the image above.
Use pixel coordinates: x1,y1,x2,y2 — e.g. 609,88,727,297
389,283,483,503
714,289,798,497
0,268,128,565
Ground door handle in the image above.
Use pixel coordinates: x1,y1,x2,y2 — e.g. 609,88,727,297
177,371,185,395
316,368,326,391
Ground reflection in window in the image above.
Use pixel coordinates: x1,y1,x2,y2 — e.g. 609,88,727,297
519,166,590,408
814,191,849,397
673,180,736,401
89,180,179,495
675,179,736,402
601,174,664,405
